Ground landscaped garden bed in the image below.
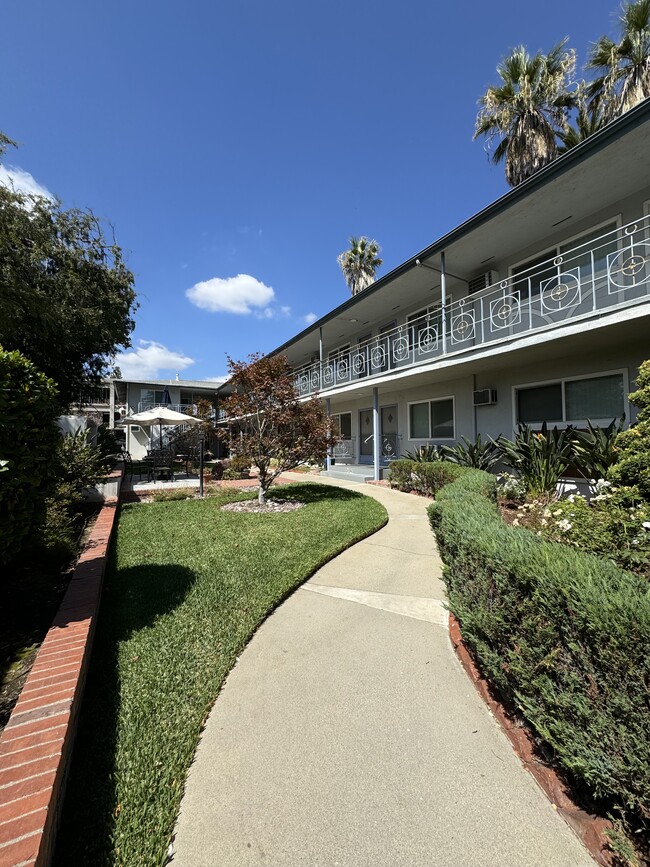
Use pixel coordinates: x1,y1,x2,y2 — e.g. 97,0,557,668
429,470,650,865
53,482,387,866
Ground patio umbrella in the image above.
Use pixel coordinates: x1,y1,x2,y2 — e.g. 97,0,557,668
121,406,203,451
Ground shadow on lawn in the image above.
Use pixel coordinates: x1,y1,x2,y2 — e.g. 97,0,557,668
53,556,197,866
273,482,365,504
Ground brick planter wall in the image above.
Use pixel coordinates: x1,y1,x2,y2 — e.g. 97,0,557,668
0,496,120,867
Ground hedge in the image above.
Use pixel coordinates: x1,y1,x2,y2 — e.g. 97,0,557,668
388,459,467,497
428,470,650,820
0,347,60,566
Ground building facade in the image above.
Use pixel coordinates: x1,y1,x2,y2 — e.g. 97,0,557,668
258,101,650,480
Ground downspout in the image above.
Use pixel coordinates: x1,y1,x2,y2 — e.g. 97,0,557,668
372,387,380,481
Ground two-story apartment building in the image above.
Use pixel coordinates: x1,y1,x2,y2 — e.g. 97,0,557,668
259,99,650,481
79,377,223,458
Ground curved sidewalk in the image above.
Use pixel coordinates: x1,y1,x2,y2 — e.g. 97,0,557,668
171,476,593,867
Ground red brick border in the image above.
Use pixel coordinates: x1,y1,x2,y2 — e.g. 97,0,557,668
448,612,615,866
0,491,121,867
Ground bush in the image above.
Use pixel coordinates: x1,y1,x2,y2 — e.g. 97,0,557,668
0,348,60,566
227,454,252,478
428,470,650,827
402,444,444,462
532,484,650,578
442,434,501,470
610,360,650,498
388,459,466,497
39,429,110,564
496,422,574,500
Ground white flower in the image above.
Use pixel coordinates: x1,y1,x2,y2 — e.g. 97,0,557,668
512,518,520,526
553,509,562,517
567,494,575,503
643,522,650,530
558,519,572,532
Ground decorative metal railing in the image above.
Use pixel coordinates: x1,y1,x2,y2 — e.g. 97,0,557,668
332,437,356,462
295,213,650,396
137,402,200,415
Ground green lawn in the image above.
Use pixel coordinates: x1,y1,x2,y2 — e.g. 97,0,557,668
54,483,387,866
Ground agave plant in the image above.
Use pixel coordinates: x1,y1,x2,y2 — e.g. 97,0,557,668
571,417,625,480
402,444,444,462
441,435,501,470
496,422,574,500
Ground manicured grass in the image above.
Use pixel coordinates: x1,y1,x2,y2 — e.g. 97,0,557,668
54,483,386,866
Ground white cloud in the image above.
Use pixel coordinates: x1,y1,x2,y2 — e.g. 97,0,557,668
304,312,318,324
280,306,291,317
0,164,53,200
205,375,228,383
186,274,275,314
114,340,195,380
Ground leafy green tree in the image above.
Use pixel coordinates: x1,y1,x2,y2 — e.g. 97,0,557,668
0,348,60,566
0,137,137,408
586,0,650,121
337,236,383,296
474,40,578,186
220,354,335,505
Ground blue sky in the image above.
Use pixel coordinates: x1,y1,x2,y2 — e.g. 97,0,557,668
2,0,624,381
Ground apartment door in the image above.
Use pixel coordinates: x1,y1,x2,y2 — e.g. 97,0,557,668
359,405,398,463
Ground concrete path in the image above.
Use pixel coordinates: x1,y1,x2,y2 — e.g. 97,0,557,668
172,476,593,867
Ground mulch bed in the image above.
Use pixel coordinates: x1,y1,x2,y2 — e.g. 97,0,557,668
221,499,306,514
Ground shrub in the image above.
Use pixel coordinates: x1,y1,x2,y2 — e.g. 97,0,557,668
442,434,501,470
570,417,625,481
498,472,527,502
228,454,252,478
388,459,466,497
0,348,60,566
532,484,650,578
428,470,650,828
496,422,574,500
402,444,444,462
39,429,110,564
610,360,650,498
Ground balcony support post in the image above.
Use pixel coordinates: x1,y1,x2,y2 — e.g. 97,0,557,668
325,398,332,472
319,327,324,388
440,251,448,355
109,380,115,430
373,387,380,481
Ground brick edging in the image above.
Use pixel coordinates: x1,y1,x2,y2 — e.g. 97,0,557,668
0,490,121,867
448,613,614,866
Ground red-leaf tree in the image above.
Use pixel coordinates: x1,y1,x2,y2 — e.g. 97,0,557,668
220,353,337,505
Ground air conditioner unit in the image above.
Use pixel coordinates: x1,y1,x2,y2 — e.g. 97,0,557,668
468,270,498,293
473,388,497,406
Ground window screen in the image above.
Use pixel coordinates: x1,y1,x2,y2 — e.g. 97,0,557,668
410,402,430,438
565,374,624,421
517,384,563,424
431,399,454,438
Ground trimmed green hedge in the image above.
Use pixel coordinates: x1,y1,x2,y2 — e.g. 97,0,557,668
0,348,60,566
388,459,466,497
428,470,650,818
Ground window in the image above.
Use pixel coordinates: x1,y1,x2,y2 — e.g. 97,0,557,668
409,397,455,440
141,389,165,405
511,220,619,299
516,372,625,425
331,412,352,439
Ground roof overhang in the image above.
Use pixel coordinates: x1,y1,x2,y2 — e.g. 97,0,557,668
269,98,650,367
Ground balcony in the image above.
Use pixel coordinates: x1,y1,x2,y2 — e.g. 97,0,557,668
295,213,650,397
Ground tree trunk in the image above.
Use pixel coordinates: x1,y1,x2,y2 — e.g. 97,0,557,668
258,481,267,506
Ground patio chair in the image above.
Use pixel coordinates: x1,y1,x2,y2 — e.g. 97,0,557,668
148,452,174,482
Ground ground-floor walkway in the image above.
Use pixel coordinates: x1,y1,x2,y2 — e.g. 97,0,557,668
171,475,593,866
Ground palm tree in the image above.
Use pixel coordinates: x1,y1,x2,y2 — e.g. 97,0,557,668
337,236,383,296
474,40,578,187
558,95,607,153
586,0,650,121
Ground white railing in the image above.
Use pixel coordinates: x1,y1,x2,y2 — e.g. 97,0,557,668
295,213,650,396
332,436,356,462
